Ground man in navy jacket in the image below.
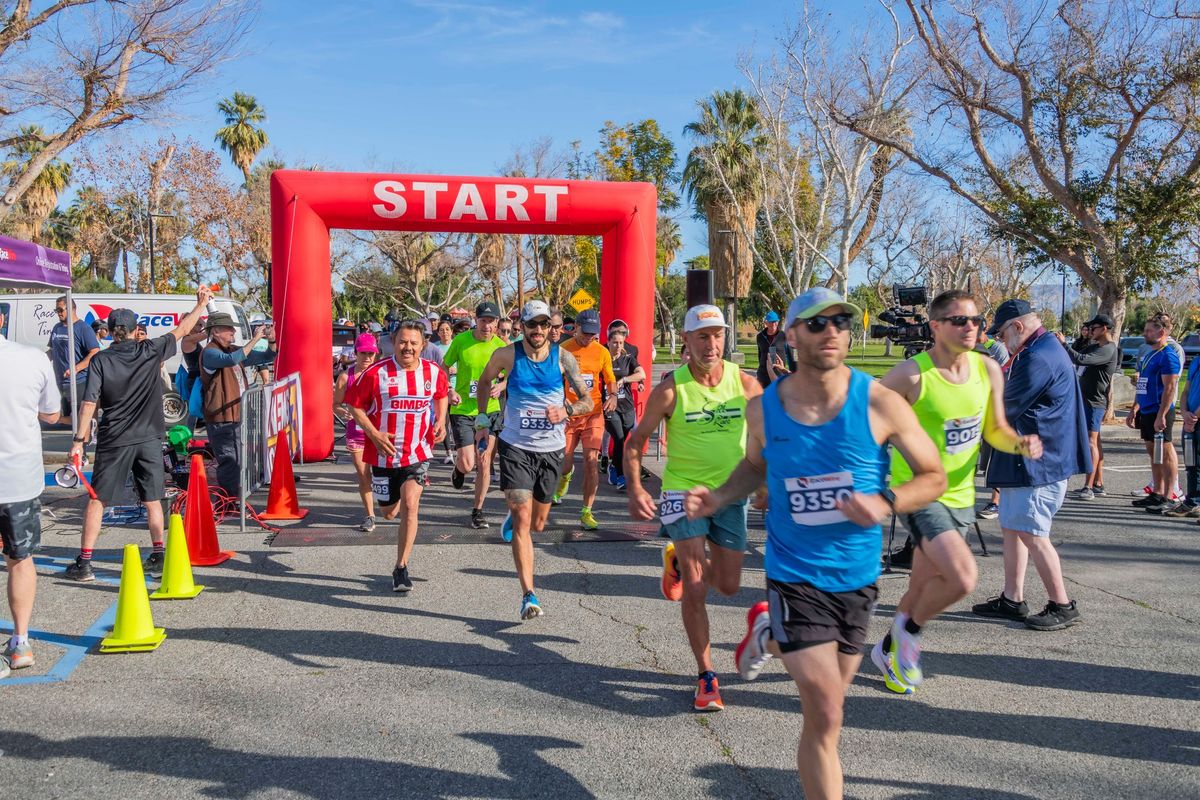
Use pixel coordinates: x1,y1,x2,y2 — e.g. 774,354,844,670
975,299,1091,631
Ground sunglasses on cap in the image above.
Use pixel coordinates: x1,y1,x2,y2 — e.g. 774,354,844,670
800,313,853,334
936,315,986,328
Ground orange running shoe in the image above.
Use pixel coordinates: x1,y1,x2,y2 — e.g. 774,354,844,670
694,670,724,712
660,541,683,601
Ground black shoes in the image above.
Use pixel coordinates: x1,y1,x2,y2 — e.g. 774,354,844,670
63,556,95,582
392,565,413,593
972,593,1029,620
451,469,466,490
1132,493,1167,508
1025,601,1081,631
884,537,914,569
471,509,489,529
143,551,164,577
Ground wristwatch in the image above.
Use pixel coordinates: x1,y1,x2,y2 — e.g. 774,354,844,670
474,412,491,430
72,436,87,443
879,487,897,509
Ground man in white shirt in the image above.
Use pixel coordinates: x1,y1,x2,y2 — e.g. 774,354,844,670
0,307,61,677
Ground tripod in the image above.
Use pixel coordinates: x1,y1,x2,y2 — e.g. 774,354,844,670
882,513,990,574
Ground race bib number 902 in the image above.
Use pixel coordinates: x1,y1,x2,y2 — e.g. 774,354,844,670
785,471,854,526
944,414,982,455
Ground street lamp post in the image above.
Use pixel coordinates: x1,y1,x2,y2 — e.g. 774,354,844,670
147,211,176,291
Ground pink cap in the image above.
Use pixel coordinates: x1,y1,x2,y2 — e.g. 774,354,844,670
354,333,379,353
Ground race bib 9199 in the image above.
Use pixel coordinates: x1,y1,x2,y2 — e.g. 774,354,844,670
785,471,854,526
944,414,983,455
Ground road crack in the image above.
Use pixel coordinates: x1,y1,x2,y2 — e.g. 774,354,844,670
1063,575,1196,625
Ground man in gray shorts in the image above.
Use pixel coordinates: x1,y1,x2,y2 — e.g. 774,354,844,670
974,300,1091,632
876,290,1042,693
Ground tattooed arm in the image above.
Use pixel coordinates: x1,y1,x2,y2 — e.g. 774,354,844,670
546,349,594,423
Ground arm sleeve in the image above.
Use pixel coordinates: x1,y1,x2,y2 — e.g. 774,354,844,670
1067,342,1117,366
155,334,179,362
82,358,102,403
602,349,616,385
243,348,277,368
38,357,61,413
202,347,245,371
1166,347,1183,376
756,333,768,366
79,323,100,353
442,336,460,368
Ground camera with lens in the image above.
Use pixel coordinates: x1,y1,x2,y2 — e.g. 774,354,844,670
868,284,933,358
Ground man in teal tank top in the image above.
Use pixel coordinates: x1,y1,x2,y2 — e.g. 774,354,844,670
625,305,762,713
874,290,1042,694
686,288,946,800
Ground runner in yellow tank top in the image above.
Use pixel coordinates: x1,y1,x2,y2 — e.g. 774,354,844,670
623,305,762,712
873,290,1043,693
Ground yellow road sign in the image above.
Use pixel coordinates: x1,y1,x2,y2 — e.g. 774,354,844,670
567,288,596,313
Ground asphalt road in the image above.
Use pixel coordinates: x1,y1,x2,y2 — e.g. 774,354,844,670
1,422,1197,799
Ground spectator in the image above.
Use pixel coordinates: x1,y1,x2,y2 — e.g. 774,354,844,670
0,305,61,675
549,311,565,343
1128,312,1183,513
974,324,1010,521
976,299,1089,630
48,295,100,433
200,312,277,498
91,320,111,350
1064,314,1118,501
133,323,149,342
497,317,514,343
432,320,454,358
1177,345,1200,519
65,289,212,583
755,311,794,387
977,327,1009,367
603,326,645,489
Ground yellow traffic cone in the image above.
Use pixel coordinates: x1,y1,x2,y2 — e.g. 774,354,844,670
151,513,204,600
100,544,166,653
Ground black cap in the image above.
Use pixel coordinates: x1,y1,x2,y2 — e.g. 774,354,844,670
475,301,501,319
577,309,601,334
108,308,138,330
439,313,452,323
986,299,1032,335
1084,313,1114,329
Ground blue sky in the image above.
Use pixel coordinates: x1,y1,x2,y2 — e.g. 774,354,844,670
149,0,866,268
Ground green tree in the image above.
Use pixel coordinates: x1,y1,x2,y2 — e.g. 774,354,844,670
215,92,270,186
593,119,680,211
1,124,70,243
656,217,682,277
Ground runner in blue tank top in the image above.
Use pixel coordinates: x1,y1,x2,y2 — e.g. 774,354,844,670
475,300,594,621
684,288,946,800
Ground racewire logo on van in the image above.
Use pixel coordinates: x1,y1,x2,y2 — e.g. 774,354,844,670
81,304,180,329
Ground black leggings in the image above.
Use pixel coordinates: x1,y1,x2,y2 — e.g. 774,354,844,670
604,405,637,477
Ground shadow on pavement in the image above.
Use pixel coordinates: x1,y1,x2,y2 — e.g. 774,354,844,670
695,763,1043,800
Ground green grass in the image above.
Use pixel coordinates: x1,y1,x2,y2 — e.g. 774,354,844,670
653,340,902,378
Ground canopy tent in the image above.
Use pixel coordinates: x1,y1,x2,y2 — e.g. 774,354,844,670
0,234,77,436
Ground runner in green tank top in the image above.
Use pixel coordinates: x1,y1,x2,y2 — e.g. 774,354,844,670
874,290,1043,693
624,305,762,712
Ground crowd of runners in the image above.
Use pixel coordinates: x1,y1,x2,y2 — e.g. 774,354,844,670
1,281,1166,799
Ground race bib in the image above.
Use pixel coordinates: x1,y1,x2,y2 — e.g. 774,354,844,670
1135,376,1148,395
659,491,687,526
944,414,983,455
469,379,479,397
583,373,596,392
518,408,555,431
371,474,390,501
617,384,628,400
785,471,854,526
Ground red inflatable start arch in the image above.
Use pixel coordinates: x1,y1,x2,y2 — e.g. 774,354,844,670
270,170,658,461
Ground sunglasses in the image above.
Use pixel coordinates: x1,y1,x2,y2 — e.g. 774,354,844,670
937,315,986,328
55,307,67,314
524,320,551,330
802,313,853,333
549,323,563,330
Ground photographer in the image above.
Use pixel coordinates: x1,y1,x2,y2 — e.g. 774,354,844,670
200,313,277,498
755,311,795,387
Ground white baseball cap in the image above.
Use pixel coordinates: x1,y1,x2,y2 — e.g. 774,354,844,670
521,300,553,322
683,304,729,333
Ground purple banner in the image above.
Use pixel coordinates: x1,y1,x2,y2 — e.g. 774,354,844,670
0,233,71,290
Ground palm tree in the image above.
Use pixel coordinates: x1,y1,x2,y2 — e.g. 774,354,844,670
682,89,765,313
656,217,682,278
2,125,71,243
215,92,269,186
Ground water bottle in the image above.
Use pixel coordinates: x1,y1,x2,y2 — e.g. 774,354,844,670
477,437,488,454
1184,433,1195,468
1153,431,1164,465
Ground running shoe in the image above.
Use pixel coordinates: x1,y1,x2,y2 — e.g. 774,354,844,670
359,515,376,532
976,502,999,520
520,590,543,620
660,542,683,601
392,565,413,593
890,617,924,686
599,454,609,472
580,507,599,531
451,468,466,490
615,475,627,492
1148,499,1183,514
143,551,165,577
501,512,514,543
1075,487,1095,501
1093,484,1106,496
552,470,572,504
693,671,724,712
1131,484,1153,497
471,509,489,529
972,592,1029,620
1132,493,1167,508
734,601,773,681
870,640,914,695
1164,502,1200,518
4,640,33,670
1025,601,1081,631
607,464,618,486
63,556,95,583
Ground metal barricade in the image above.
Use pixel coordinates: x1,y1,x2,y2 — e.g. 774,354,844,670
239,383,268,531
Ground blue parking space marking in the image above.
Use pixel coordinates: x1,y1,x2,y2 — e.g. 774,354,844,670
0,555,123,686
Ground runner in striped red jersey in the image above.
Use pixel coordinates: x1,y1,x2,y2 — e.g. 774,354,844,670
346,321,448,593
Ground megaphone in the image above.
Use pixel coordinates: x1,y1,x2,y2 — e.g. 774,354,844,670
53,465,79,488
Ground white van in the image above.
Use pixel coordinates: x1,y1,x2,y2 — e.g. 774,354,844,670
0,292,252,426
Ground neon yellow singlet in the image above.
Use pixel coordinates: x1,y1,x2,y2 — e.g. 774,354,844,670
890,350,990,509
662,361,747,490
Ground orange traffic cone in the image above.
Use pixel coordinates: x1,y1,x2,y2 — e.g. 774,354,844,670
260,438,309,521
184,453,234,565
100,544,166,653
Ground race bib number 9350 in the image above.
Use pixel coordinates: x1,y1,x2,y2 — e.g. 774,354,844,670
785,471,854,526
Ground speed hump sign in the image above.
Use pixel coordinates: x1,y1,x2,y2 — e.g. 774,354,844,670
567,288,595,313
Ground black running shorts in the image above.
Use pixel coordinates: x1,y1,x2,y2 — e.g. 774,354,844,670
497,439,563,504
371,462,428,506
1136,406,1176,442
91,439,166,507
450,412,502,449
766,578,879,656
